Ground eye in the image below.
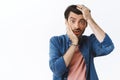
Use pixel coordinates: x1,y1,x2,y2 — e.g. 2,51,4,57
70,20,75,23
79,19,86,25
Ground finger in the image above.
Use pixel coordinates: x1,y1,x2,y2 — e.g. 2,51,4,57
66,22,71,33
77,6,82,11
77,5,91,13
77,4,86,9
67,25,72,33
66,22,74,35
76,5,86,13
77,5,83,11
66,21,70,31
66,22,71,30
77,4,83,8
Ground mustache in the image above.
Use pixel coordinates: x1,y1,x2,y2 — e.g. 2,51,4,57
73,29,82,32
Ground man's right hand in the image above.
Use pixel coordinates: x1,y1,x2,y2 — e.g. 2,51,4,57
66,21,78,45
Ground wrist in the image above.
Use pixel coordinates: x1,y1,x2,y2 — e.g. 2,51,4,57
71,43,78,46
86,17,93,22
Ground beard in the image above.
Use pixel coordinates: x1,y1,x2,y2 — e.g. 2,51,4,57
73,28,85,37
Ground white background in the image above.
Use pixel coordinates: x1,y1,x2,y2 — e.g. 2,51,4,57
0,0,119,80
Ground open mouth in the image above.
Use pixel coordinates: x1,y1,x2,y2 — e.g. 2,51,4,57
73,30,81,34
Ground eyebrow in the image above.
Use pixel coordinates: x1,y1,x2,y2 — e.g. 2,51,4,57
69,17,85,21
69,17,76,20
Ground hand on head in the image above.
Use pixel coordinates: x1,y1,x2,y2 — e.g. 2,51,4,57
77,5,91,21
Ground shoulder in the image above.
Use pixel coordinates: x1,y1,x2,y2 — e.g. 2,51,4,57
50,34,66,43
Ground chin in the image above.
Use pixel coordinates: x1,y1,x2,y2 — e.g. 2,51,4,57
76,34,82,37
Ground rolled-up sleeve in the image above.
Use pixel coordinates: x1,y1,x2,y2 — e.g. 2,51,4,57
90,33,114,57
49,36,67,77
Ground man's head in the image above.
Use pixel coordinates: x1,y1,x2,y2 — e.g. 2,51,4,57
64,5,87,37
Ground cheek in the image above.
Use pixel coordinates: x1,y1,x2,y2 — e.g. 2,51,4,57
70,25,74,29
79,25,86,30
68,23,74,30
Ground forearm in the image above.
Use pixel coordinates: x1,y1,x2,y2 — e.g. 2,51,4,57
63,45,77,67
87,18,105,42
90,34,114,57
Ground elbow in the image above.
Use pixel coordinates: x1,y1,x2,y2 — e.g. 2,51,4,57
100,44,114,56
49,63,65,77
94,44,115,57
105,44,114,54
49,58,67,77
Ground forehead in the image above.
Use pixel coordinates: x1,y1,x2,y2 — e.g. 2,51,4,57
68,11,84,20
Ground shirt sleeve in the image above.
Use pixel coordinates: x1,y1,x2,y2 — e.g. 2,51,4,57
49,36,67,77
89,33,114,57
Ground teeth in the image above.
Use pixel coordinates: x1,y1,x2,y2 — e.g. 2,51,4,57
75,30,79,32
74,31,80,34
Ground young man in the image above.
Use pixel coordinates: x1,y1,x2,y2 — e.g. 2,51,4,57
49,4,114,80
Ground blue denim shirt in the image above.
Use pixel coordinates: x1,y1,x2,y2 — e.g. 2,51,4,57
49,33,114,80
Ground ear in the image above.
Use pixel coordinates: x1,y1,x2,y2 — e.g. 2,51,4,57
65,19,69,27
65,19,67,25
85,21,88,28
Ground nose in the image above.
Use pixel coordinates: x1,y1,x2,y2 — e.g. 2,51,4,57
74,22,79,29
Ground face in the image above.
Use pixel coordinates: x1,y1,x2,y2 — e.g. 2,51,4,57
66,12,87,37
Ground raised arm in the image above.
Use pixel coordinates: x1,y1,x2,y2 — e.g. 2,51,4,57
77,5,105,42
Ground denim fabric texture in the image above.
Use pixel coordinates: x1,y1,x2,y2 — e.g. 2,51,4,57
49,33,114,80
